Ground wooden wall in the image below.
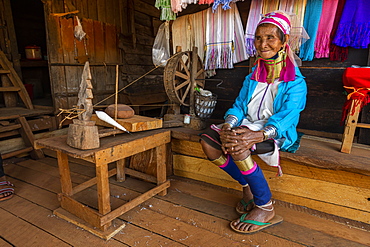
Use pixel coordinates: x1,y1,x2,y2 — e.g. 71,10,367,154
43,0,163,111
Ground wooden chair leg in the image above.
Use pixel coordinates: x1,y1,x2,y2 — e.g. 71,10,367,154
16,116,44,159
341,100,361,153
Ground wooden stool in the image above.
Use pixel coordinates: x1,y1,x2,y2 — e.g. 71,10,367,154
341,99,370,153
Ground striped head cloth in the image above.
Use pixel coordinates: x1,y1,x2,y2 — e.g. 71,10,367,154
257,11,291,35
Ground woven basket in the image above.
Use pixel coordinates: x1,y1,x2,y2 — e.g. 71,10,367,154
195,91,217,119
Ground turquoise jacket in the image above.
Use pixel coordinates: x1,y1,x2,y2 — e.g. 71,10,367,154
225,67,307,152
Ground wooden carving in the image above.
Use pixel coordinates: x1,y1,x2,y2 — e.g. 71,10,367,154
67,61,100,149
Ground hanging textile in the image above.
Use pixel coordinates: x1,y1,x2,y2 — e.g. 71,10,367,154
314,0,339,58
172,15,193,53
212,0,235,11
155,0,177,21
171,0,183,13
204,4,235,70
329,0,347,62
333,0,370,49
244,0,263,57
191,9,208,62
279,0,295,13
172,8,207,62
298,0,323,61
233,5,249,64
199,0,214,4
341,68,370,123
287,0,307,53
262,0,279,14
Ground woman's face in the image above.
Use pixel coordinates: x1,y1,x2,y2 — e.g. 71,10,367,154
254,24,286,59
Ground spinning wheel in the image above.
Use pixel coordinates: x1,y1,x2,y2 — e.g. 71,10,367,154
164,51,205,107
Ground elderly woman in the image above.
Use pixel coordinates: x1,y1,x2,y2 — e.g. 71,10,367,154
200,11,307,234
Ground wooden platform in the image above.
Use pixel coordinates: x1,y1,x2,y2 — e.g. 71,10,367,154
170,127,370,226
1,152,369,246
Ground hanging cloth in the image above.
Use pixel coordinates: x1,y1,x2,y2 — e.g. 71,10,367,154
262,0,279,14
233,4,249,64
279,0,295,13
298,0,323,61
333,0,370,49
191,8,208,62
172,15,193,53
199,0,214,4
314,0,339,58
329,0,348,62
155,0,177,21
212,0,234,11
204,4,235,70
171,0,183,13
244,0,263,57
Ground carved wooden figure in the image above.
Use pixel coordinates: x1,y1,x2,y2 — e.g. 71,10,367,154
67,61,100,149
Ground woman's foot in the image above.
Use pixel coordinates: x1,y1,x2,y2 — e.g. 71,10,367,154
232,200,275,232
236,185,254,214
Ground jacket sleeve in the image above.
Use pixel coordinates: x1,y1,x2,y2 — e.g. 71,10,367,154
224,74,253,123
265,77,307,139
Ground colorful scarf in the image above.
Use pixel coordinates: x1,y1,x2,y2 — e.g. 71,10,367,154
333,0,370,49
341,68,370,123
329,0,348,62
244,0,263,57
299,0,323,61
212,0,234,11
155,0,177,20
314,0,339,58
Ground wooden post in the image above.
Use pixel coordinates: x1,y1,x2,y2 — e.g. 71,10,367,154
189,47,198,116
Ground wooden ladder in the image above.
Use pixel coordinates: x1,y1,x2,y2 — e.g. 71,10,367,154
0,50,33,109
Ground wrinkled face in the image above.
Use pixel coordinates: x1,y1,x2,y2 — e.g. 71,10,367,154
254,23,286,59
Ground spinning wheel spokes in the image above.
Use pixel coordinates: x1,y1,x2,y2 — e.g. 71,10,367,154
164,51,205,106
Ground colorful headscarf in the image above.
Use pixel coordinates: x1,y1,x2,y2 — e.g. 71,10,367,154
251,11,296,83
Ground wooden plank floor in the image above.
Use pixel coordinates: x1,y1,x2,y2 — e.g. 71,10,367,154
1,155,369,247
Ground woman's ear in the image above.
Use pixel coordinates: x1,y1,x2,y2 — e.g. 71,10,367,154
283,34,290,46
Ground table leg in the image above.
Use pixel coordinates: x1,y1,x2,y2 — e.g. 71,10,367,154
116,158,126,182
95,161,112,218
57,151,73,196
156,144,167,196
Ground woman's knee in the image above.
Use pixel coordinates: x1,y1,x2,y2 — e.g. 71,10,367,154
200,140,222,160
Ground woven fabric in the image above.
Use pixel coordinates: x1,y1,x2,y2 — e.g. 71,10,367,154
244,0,263,57
204,4,235,70
262,0,279,14
298,0,323,61
172,15,193,53
341,68,370,122
314,0,339,58
233,4,249,64
333,0,370,49
198,0,214,3
329,0,347,62
155,0,177,20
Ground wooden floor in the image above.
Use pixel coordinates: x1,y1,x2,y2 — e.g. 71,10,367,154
1,154,369,247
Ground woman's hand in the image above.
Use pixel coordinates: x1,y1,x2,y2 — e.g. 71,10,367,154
221,127,264,155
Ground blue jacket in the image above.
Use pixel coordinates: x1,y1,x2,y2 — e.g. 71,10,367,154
225,67,307,152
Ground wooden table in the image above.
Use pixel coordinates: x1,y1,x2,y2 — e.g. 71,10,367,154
35,129,171,239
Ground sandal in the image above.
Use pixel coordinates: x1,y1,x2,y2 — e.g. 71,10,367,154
230,213,283,234
236,199,254,214
0,181,15,202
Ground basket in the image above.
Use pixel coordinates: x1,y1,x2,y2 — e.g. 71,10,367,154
194,91,217,119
